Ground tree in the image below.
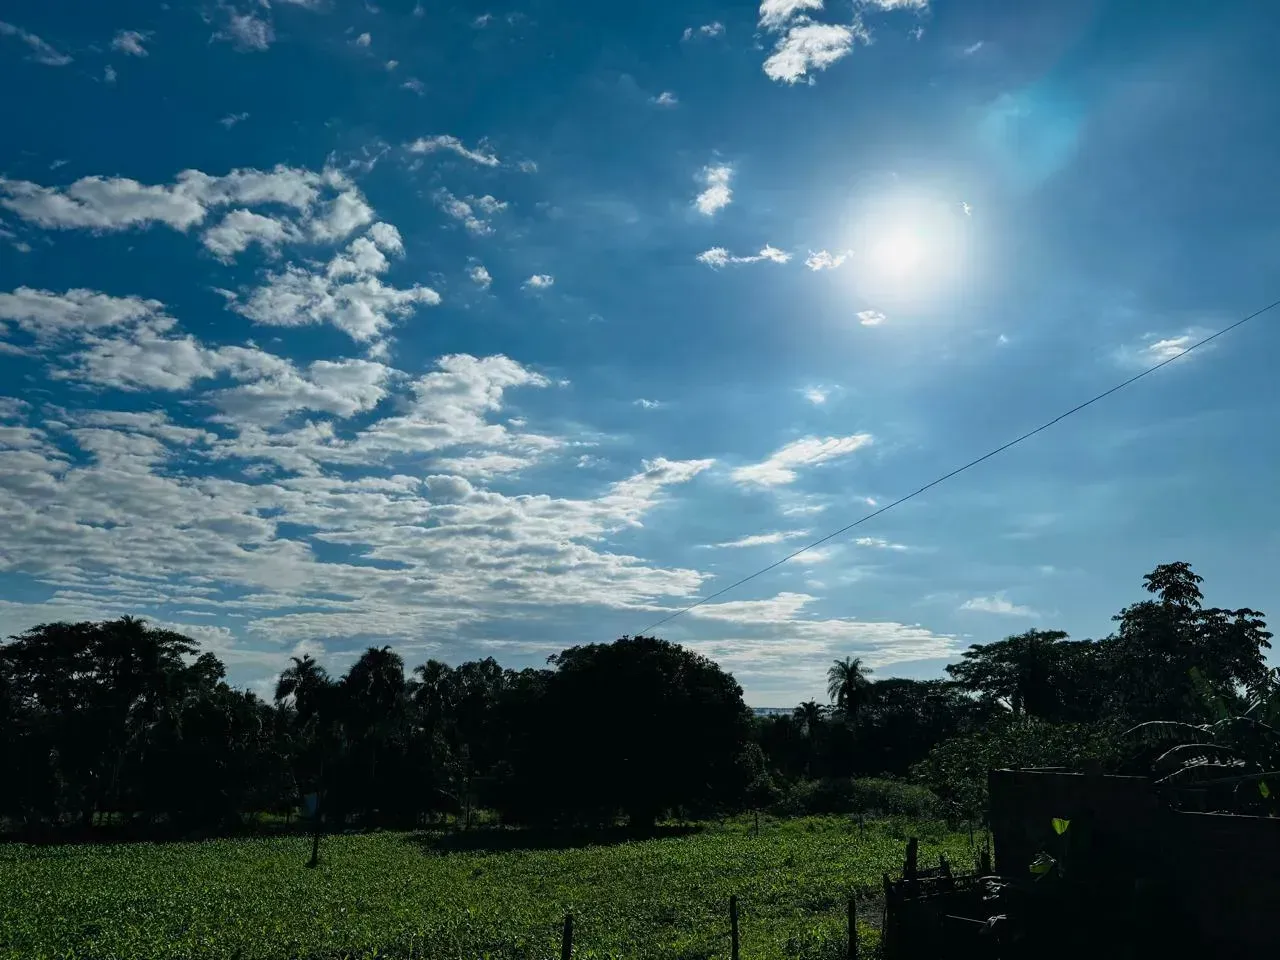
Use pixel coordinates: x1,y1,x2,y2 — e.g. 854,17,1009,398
946,629,1105,722
792,700,828,737
827,656,873,720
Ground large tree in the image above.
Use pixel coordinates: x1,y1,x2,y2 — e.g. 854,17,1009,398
827,656,873,721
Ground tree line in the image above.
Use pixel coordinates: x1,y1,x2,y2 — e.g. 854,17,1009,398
1,562,1274,836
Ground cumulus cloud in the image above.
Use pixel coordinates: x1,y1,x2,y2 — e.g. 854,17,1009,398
433,189,491,235
401,78,425,95
805,249,849,271
682,22,725,41
202,210,297,260
764,22,863,84
354,32,371,47
651,91,678,107
696,245,791,268
633,398,661,409
468,264,492,289
1119,329,1208,367
0,287,166,341
215,9,274,52
803,387,828,404
406,135,500,167
111,29,151,56
522,274,554,289
758,0,824,32
732,433,873,486
857,309,886,326
960,595,1039,617
0,20,72,66
694,164,733,216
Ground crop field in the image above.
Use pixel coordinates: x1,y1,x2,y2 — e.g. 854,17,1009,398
0,817,972,960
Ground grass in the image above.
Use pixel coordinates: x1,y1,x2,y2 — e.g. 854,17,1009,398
0,816,974,960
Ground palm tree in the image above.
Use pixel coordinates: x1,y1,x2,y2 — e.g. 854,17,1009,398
827,657,873,720
274,655,332,726
793,700,828,737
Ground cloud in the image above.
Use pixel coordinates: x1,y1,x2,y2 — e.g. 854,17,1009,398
0,288,167,341
103,66,117,84
354,32,371,47
857,309,886,326
470,195,507,215
732,433,873,486
694,164,733,216
713,530,810,548
385,59,398,70
805,249,849,271
960,595,1039,617
0,20,72,66
866,0,929,9
468,264,492,289
1118,329,1209,368
696,245,791,268
633,398,661,409
111,29,152,56
853,536,908,551
758,0,824,32
406,135,500,167
963,41,984,56
219,112,250,128
202,210,297,260
433,190,493,235
523,274,554,289
764,22,864,84
651,91,678,107
225,223,441,343
215,9,275,52
682,22,725,41
803,387,828,405
961,201,972,216
472,13,494,28
401,78,425,95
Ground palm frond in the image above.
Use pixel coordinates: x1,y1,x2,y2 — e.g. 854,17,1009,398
1151,742,1240,774
1155,760,1252,786
1124,720,1208,746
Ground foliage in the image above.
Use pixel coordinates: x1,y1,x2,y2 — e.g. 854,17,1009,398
774,777,941,819
0,817,962,960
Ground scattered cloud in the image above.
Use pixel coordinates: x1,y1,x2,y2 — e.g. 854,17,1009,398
960,595,1039,617
732,433,874,486
803,387,828,405
961,201,972,216
651,91,679,107
472,13,494,28
433,189,492,236
385,59,398,70
468,264,492,289
764,21,865,84
215,9,275,53
401,78,425,95
0,20,73,66
696,245,791,268
853,536,907,551
523,274,554,290
1119,329,1209,367
633,398,661,409
682,22,725,41
804,249,849,271
219,112,250,128
865,0,930,10
857,310,886,326
963,40,984,56
111,29,152,56
104,65,118,84
354,32,372,47
470,194,507,215
406,135,500,167
758,0,824,32
713,530,810,548
694,164,733,216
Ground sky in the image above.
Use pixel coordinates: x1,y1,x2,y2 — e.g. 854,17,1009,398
2,0,1279,706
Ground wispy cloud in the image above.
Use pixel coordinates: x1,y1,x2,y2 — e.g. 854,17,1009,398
682,22,725,41
111,30,152,56
0,20,73,65
1118,328,1209,367
758,0,824,32
960,594,1038,617
401,78,425,95
857,310,886,326
732,433,873,486
406,134,500,167
694,164,733,216
353,32,372,47
214,9,274,53
633,398,661,409
764,21,865,84
963,40,984,56
713,530,810,548
219,112,250,129
697,245,791,268
651,91,679,107
803,387,828,405
523,274,554,289
853,536,908,551
805,249,849,271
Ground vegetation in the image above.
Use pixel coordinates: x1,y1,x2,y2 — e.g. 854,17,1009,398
0,817,971,960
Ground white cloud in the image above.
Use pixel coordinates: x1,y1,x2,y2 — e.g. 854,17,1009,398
401,78,425,95
713,530,810,548
354,32,371,47
758,0,824,32
732,433,874,487
866,0,929,9
523,274,554,289
651,91,678,107
406,135,500,167
472,13,494,27
0,287,166,340
764,22,863,84
216,10,274,52
111,29,151,56
211,358,392,424
682,22,725,41
468,264,492,289
857,309,886,326
963,41,983,56
103,66,118,84
694,164,733,216
202,210,297,260
853,536,907,551
696,244,791,268
219,112,250,128
633,398,661,409
960,595,1039,617
433,189,491,235
805,249,849,271
0,20,72,66
803,387,828,405
470,194,507,215
385,59,398,70
961,201,972,216
1118,329,1208,368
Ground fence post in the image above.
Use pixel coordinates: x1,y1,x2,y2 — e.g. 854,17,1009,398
847,894,858,960
730,895,740,960
560,912,573,960
905,837,918,881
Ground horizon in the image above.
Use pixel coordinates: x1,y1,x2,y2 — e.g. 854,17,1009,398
2,0,1279,706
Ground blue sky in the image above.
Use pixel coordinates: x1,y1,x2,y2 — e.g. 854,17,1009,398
2,0,1279,705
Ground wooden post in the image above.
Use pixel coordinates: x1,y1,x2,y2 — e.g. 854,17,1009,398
905,837,918,881
560,912,573,960
847,894,858,960
968,819,974,848
307,819,320,869
730,895,740,960
754,809,760,838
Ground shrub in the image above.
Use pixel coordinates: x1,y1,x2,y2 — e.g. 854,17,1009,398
773,777,941,819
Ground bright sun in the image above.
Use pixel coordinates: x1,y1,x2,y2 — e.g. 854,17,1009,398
847,192,972,302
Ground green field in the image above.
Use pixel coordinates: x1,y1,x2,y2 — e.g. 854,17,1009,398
0,817,972,960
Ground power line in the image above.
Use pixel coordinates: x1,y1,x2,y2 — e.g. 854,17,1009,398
637,295,1280,635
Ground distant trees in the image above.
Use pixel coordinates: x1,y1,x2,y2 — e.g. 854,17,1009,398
1,561,1269,836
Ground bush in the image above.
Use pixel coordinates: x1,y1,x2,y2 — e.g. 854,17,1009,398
773,777,941,819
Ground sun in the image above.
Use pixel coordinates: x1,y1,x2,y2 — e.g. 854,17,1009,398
869,226,930,281
845,191,974,303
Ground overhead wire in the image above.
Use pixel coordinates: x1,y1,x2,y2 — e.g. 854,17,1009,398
636,295,1280,635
